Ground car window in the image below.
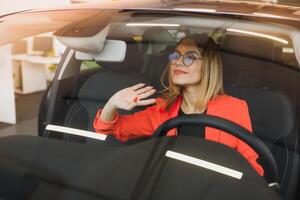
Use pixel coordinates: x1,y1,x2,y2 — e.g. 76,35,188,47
80,61,101,72
34,10,300,200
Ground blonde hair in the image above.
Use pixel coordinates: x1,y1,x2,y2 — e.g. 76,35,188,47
160,34,224,112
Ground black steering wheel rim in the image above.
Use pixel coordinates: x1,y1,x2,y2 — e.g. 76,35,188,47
152,114,278,183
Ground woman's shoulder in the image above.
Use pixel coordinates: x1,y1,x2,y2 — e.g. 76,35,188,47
153,96,181,112
209,95,250,120
213,94,248,107
144,97,168,111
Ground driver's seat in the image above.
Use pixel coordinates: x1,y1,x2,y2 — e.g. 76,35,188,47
226,86,299,200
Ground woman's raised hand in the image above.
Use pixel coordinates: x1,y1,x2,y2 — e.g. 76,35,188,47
109,83,156,111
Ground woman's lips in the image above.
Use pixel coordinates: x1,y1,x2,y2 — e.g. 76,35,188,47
174,69,188,75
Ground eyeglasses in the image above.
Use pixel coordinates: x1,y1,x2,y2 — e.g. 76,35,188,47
168,51,202,66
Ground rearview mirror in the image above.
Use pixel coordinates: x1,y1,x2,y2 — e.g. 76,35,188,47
75,40,126,62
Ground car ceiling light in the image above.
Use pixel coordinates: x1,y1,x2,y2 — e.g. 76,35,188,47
126,23,180,27
253,12,284,19
46,125,107,141
227,28,288,44
174,8,217,13
165,150,243,179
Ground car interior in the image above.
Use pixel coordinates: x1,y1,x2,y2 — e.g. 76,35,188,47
34,13,300,200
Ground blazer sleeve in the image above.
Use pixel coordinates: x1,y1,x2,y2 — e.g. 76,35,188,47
93,103,160,142
236,100,264,176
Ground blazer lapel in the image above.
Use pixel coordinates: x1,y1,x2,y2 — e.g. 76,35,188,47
166,96,183,136
205,95,224,142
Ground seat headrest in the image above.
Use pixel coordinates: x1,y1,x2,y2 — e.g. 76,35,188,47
142,27,176,55
78,72,152,102
97,40,143,73
221,35,275,61
226,87,296,143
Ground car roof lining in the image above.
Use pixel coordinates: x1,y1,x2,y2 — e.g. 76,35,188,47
52,11,300,69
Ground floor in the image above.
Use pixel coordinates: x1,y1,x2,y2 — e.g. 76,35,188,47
0,92,44,137
0,122,10,129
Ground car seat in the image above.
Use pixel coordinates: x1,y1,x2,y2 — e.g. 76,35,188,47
226,86,299,200
63,40,152,143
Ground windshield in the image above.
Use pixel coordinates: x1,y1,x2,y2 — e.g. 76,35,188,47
49,10,299,134
1,9,300,200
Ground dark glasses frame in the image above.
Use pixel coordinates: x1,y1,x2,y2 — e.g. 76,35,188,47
168,50,202,66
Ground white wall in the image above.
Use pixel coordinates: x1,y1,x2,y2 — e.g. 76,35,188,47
0,0,71,124
0,45,16,124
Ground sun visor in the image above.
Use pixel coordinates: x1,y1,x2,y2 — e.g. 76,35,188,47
75,39,126,62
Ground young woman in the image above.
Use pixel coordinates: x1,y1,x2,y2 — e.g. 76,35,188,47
93,34,264,176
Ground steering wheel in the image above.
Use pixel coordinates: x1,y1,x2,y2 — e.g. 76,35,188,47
152,114,278,184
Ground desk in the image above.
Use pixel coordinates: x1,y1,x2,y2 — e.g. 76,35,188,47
12,54,61,94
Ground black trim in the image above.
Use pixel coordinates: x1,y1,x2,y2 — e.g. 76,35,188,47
44,48,72,137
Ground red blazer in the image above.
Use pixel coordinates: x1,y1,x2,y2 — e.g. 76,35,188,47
93,95,264,176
